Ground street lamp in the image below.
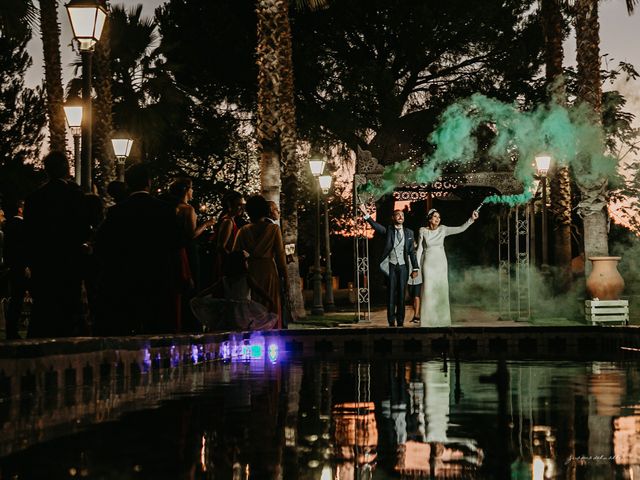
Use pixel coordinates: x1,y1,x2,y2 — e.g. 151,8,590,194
66,0,108,192
319,174,335,312
535,154,552,270
309,154,326,316
63,99,83,185
111,137,133,181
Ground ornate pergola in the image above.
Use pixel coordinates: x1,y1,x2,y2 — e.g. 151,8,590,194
353,147,533,323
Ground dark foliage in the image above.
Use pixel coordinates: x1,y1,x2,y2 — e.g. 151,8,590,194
0,27,46,211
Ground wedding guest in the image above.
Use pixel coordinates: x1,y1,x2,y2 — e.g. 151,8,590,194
95,164,180,335
23,151,88,338
233,195,287,328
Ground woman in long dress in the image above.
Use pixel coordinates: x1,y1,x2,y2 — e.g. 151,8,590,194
233,195,287,328
417,208,479,327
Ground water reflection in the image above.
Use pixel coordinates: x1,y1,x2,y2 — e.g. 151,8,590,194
2,358,640,478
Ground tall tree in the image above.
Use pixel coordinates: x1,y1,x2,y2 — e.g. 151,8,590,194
0,21,47,206
292,0,545,164
256,0,306,320
573,0,636,271
540,0,572,290
39,0,67,154
93,10,115,191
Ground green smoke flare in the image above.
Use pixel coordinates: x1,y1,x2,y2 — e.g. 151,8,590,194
364,94,615,206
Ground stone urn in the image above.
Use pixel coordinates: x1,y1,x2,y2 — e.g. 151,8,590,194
586,256,625,300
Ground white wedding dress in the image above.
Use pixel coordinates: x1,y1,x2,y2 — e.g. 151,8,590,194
417,219,473,327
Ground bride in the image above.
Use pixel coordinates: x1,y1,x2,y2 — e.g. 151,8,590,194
417,208,479,327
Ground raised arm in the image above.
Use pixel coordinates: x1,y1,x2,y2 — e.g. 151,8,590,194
359,203,387,235
444,210,479,237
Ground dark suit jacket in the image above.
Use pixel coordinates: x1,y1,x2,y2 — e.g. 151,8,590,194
23,179,87,274
3,216,27,271
365,217,418,275
95,192,181,334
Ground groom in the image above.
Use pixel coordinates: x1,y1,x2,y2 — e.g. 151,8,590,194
359,204,419,327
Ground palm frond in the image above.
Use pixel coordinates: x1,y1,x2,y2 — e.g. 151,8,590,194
0,0,39,38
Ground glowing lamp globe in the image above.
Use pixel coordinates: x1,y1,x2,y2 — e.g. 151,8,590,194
308,155,326,177
318,174,332,194
111,137,133,162
63,102,83,134
65,0,108,51
535,154,552,176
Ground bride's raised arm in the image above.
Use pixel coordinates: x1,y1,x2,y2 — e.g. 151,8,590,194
444,210,479,237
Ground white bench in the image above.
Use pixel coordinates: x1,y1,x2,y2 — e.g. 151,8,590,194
585,300,629,326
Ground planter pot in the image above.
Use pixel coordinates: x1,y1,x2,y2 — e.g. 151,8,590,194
586,256,625,300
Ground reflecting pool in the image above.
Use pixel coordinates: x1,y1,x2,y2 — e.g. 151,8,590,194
1,357,639,479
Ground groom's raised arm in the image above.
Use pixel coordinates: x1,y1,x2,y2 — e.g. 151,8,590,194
359,204,387,235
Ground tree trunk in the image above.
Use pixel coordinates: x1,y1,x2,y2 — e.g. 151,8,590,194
39,0,67,154
256,0,306,320
575,0,609,274
93,14,115,194
541,0,572,291
276,0,306,321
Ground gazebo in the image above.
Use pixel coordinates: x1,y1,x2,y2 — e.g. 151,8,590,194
353,147,534,323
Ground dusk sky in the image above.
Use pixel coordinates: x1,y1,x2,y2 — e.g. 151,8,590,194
25,0,640,112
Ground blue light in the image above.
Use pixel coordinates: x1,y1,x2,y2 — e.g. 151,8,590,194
268,344,279,363
142,347,151,373
220,341,231,360
191,345,199,364
170,345,180,368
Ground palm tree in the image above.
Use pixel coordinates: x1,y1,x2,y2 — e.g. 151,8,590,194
93,11,115,192
256,0,306,320
573,0,636,272
540,0,572,291
0,0,38,39
68,5,165,163
39,0,67,154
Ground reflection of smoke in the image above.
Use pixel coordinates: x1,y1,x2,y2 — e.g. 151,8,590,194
360,95,616,206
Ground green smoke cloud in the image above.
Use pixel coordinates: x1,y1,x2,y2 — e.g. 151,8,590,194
362,94,616,205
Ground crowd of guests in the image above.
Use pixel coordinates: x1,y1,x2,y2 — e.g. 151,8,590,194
0,151,289,339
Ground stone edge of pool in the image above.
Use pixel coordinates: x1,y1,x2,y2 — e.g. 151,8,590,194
1,325,639,361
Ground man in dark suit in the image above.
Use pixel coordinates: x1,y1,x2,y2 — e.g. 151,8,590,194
23,151,88,338
4,200,28,339
95,164,180,335
359,204,419,327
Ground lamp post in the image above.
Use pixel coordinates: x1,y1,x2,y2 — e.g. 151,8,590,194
319,173,335,312
63,99,83,185
65,0,108,192
111,137,133,181
309,155,326,316
535,154,552,271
